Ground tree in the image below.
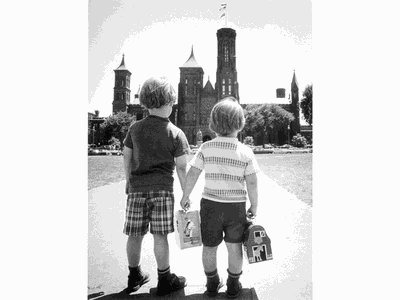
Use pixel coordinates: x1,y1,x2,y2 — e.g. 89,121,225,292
100,112,135,149
243,104,294,145
300,84,313,125
242,104,263,138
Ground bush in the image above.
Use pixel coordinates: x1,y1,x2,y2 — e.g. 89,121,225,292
108,137,121,149
291,134,308,148
243,136,254,146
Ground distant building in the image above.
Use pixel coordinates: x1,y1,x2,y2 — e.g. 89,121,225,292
111,26,311,145
276,88,286,98
88,110,106,145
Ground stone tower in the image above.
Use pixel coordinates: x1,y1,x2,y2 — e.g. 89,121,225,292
290,71,301,135
215,28,239,102
177,46,204,144
112,54,131,114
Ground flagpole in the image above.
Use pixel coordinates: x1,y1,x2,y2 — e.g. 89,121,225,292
225,6,227,28
219,3,227,28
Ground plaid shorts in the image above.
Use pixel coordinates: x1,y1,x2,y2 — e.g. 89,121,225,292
123,190,175,236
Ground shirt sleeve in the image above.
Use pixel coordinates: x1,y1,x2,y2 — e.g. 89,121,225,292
189,146,204,171
174,130,190,157
123,129,133,149
244,151,261,176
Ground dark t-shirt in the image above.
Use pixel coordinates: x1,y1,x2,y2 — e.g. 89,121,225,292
123,115,190,192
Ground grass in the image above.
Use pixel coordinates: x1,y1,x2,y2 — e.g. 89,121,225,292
88,156,125,190
256,153,312,206
88,153,312,206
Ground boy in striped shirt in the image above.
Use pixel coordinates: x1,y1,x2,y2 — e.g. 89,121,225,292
181,97,260,299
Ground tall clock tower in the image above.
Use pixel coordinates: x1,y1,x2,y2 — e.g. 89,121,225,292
112,54,131,113
215,28,239,102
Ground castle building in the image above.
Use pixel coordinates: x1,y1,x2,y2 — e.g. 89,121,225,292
112,27,305,145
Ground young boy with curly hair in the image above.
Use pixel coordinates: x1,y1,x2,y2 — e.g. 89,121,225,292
180,97,260,299
122,76,190,296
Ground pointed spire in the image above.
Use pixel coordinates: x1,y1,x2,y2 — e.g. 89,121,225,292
204,77,214,92
132,85,140,104
116,54,128,71
119,54,125,67
291,69,299,89
181,46,202,68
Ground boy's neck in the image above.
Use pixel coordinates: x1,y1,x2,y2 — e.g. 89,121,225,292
148,106,171,118
217,131,239,138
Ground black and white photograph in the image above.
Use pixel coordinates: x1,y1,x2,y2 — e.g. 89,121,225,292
88,1,312,299
4,0,400,299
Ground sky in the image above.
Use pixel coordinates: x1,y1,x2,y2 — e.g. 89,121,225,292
89,0,312,123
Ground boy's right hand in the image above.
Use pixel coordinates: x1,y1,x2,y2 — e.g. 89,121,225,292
180,197,191,212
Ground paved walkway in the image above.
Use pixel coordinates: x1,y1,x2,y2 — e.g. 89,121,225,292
88,172,312,299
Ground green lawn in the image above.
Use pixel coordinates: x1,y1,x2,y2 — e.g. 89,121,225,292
256,153,312,206
88,153,312,206
88,156,125,191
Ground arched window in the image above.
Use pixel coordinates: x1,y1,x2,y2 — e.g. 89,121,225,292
222,79,226,95
224,45,228,63
185,79,188,95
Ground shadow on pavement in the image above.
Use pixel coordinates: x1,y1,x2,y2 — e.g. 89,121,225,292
89,287,259,300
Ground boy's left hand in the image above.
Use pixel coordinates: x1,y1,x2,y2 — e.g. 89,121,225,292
180,197,191,212
125,181,130,195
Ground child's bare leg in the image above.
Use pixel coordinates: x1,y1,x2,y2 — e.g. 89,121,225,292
225,242,243,274
127,235,144,267
153,234,170,270
153,234,186,296
202,245,218,272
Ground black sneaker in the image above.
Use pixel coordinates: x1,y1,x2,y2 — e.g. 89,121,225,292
205,276,224,297
226,276,242,299
156,273,187,296
123,269,150,294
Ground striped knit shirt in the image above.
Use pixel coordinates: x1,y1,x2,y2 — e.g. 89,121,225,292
189,136,261,203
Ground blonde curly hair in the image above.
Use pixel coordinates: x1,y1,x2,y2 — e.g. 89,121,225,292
209,97,245,136
139,76,177,109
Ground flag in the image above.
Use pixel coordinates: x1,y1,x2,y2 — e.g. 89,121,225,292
220,12,225,19
219,3,227,11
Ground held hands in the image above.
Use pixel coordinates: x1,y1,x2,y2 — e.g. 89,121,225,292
180,196,192,212
125,181,130,195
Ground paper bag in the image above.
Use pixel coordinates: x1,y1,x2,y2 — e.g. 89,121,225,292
175,210,202,249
